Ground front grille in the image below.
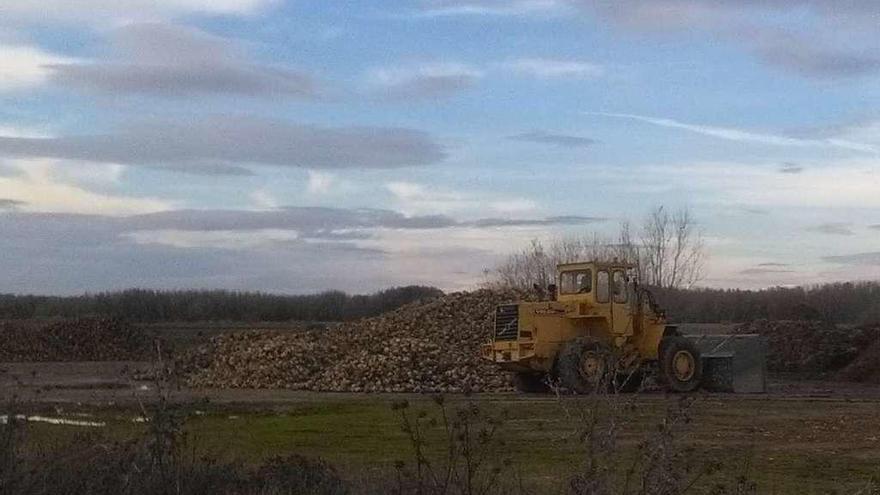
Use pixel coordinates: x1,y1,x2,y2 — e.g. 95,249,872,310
494,304,519,340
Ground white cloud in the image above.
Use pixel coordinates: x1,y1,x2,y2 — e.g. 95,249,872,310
419,0,565,17
589,112,878,153
503,57,604,79
0,44,75,92
488,198,538,213
386,181,465,214
735,165,880,209
0,158,170,215
0,115,446,173
367,62,483,99
386,180,540,217
807,222,855,236
0,124,51,139
125,229,299,250
361,221,608,290
159,0,274,14
574,1,880,79
807,119,880,150
49,23,319,98
616,159,880,210
249,189,278,209
0,0,277,24
838,121,880,143
52,161,126,188
370,62,483,84
306,170,336,195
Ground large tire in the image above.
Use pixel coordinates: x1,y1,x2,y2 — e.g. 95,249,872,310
660,336,703,393
556,338,612,394
512,372,549,393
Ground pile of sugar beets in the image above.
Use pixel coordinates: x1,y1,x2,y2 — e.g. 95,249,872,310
184,293,880,392
184,289,533,393
736,319,880,381
0,318,152,362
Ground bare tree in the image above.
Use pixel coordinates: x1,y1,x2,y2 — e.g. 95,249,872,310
640,206,705,289
489,239,556,290
487,206,706,291
616,220,644,281
487,235,618,290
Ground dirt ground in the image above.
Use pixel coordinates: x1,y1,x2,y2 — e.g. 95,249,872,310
2,360,879,404
1,319,878,493
2,360,880,493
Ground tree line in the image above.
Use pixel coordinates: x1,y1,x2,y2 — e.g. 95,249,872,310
653,281,880,325
486,205,880,325
0,286,444,322
1,282,877,325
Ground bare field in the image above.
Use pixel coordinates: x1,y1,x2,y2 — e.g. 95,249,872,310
2,320,879,493
2,360,880,493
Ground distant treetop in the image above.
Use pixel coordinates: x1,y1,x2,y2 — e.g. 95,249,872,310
0,285,444,322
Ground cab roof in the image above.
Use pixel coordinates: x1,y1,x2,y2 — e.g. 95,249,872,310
556,260,637,270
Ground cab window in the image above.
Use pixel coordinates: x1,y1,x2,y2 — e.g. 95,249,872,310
596,270,609,303
560,270,592,294
612,270,627,303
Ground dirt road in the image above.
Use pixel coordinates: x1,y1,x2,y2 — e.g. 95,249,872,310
2,360,879,405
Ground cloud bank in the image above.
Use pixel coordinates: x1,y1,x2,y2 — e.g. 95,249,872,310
822,252,880,266
0,44,76,92
508,130,596,148
0,207,605,294
570,0,880,78
502,57,603,79
48,23,318,98
418,0,566,17
807,223,855,236
1,0,278,24
0,116,447,174
367,62,483,100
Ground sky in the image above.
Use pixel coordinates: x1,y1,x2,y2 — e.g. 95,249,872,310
1,0,879,295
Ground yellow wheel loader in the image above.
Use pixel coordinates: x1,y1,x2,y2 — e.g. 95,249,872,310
481,261,766,393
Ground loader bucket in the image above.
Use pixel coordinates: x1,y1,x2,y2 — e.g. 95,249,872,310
688,334,767,393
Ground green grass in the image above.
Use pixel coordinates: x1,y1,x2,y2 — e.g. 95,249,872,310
14,394,880,493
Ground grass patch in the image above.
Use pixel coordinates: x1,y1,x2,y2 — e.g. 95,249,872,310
9,394,880,493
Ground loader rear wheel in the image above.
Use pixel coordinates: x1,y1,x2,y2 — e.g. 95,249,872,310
512,372,548,393
556,338,611,394
660,337,703,393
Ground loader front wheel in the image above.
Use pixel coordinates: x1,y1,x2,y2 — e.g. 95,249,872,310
556,338,611,394
660,337,703,393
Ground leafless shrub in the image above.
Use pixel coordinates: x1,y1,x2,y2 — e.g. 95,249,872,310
547,367,739,495
254,455,349,495
389,395,522,495
852,478,880,495
0,346,348,495
0,395,26,492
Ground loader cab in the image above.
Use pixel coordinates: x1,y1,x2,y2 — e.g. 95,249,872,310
557,261,638,345
556,261,636,307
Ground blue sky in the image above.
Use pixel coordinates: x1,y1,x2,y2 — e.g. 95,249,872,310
1,0,879,294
